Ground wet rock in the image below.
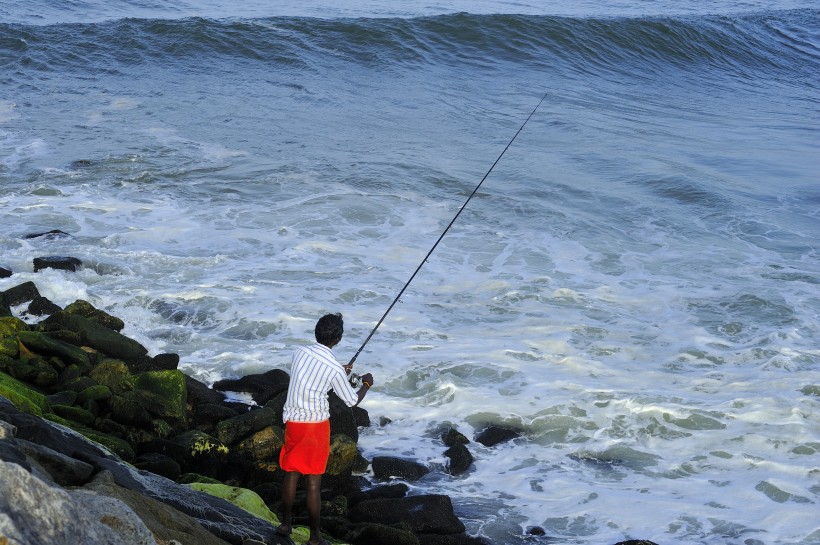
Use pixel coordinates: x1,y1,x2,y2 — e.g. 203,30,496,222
27,295,63,316
441,427,470,447
2,281,41,307
444,443,473,475
0,266,12,278
43,311,148,367
474,424,521,447
213,368,290,397
23,229,73,239
372,456,431,482
33,255,83,272
64,299,125,332
346,482,410,507
349,494,466,535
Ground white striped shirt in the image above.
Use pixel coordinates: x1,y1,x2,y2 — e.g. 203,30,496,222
282,343,359,423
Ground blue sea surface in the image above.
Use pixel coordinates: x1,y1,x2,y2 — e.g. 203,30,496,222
1,1,818,544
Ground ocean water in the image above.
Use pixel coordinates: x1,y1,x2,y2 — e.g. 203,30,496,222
1,1,819,544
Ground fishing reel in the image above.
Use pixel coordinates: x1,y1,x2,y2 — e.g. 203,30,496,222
348,372,363,388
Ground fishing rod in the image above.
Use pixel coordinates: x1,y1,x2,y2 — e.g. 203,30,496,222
346,91,549,373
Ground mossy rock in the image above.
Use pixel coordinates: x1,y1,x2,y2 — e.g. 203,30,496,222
109,391,154,428
326,433,358,476
128,370,187,428
177,473,223,485
64,299,125,332
89,358,132,394
172,430,229,462
186,482,280,526
51,403,96,427
43,413,136,461
0,371,49,416
77,383,113,406
7,357,59,389
236,425,285,461
17,330,91,371
0,316,29,338
0,337,19,358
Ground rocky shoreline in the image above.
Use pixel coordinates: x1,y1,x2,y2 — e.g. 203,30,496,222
1,247,660,545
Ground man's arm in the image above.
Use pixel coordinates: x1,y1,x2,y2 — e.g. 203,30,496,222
354,373,374,406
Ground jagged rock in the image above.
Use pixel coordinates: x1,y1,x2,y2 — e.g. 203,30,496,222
444,443,473,475
0,266,12,278
474,424,521,447
0,459,160,545
27,295,62,316
441,427,470,447
43,311,148,367
33,255,83,272
215,406,277,445
349,494,466,535
2,281,41,307
186,373,228,405
372,456,431,482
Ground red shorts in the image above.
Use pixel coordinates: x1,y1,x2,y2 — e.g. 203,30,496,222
279,420,331,475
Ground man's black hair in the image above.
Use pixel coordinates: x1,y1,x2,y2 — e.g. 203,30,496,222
315,313,343,346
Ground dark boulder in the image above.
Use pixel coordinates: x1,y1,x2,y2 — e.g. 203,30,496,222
28,296,62,316
349,494,466,535
33,256,83,273
441,427,470,447
474,425,521,447
43,311,148,367
0,266,12,279
444,443,473,475
215,406,278,446
2,281,41,307
213,368,289,396
23,229,72,240
64,300,125,332
134,452,182,481
372,456,430,482
347,483,409,507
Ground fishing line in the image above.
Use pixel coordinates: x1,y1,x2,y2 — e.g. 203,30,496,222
347,91,549,370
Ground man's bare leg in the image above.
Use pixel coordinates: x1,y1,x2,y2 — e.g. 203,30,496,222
278,471,300,534
305,473,323,544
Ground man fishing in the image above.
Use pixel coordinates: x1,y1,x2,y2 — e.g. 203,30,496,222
276,312,374,545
